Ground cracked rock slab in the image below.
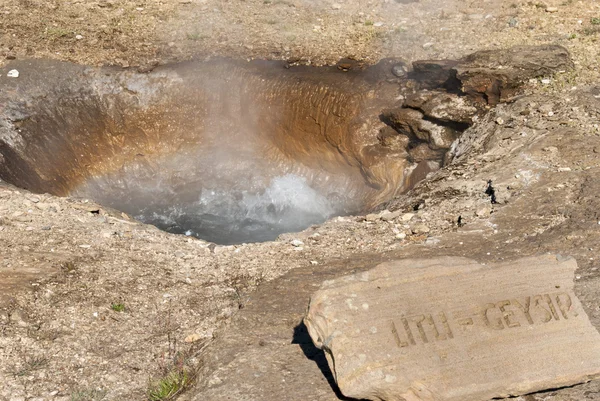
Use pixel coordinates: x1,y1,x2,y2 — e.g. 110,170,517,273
304,255,600,401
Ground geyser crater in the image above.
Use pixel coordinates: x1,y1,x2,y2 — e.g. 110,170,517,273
0,58,468,244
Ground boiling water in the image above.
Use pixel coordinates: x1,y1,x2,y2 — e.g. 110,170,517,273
135,174,336,244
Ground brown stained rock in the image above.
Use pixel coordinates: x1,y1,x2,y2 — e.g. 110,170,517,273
411,92,478,125
408,143,443,163
404,91,435,110
377,126,410,151
410,46,572,106
382,109,458,150
0,58,413,214
383,108,426,140
416,120,458,150
403,160,440,191
304,255,600,401
455,45,573,105
411,60,459,89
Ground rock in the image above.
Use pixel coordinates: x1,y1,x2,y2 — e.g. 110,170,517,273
34,202,51,211
75,34,83,40
400,212,415,222
331,3,341,10
382,108,426,139
336,58,362,71
377,126,410,151
405,92,478,125
137,60,159,73
406,160,441,190
382,107,462,151
411,223,430,234
546,6,558,12
391,64,408,77
290,239,304,247
411,60,459,89
304,256,600,401
424,237,440,245
476,205,492,217
455,45,573,105
420,119,464,149
365,213,380,222
9,309,28,327
409,143,442,163
185,333,202,343
539,103,554,114
367,210,402,222
7,69,19,78
381,210,402,221
395,232,407,240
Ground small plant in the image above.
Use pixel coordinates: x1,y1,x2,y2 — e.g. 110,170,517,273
364,20,374,26
11,356,48,377
148,369,191,401
46,27,71,39
147,300,207,400
568,33,577,40
61,261,77,273
591,17,600,25
111,302,125,312
147,340,197,401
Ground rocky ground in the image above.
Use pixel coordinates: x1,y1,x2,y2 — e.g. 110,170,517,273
1,0,600,401
0,0,599,80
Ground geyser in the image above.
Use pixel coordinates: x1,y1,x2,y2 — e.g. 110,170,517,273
0,58,443,244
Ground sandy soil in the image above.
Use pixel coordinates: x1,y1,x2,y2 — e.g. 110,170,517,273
1,0,600,400
1,0,599,81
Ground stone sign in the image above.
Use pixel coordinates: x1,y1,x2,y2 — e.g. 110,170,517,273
304,255,600,401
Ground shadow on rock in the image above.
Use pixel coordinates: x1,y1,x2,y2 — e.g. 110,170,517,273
292,322,368,401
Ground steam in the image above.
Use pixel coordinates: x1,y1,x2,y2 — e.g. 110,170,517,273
72,128,364,244
70,59,376,244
